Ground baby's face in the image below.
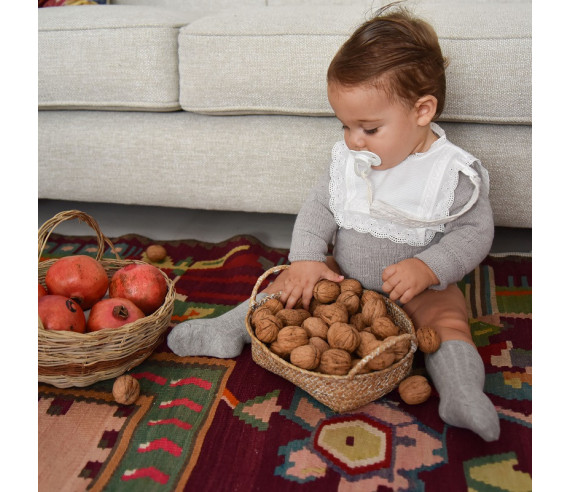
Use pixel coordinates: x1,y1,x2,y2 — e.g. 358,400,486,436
327,82,434,171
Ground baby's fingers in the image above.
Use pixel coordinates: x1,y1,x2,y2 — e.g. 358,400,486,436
397,288,416,304
284,285,304,309
381,275,399,295
381,264,397,282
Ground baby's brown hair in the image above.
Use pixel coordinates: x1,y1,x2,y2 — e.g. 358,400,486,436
327,2,448,119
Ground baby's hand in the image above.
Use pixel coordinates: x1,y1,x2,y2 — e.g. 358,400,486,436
280,261,344,310
381,258,439,304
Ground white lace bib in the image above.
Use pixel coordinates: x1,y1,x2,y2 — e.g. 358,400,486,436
328,123,488,246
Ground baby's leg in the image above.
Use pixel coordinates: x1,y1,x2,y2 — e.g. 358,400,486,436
167,292,268,358
402,285,500,441
168,259,340,358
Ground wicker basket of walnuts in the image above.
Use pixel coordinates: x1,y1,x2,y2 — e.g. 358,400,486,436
245,265,418,412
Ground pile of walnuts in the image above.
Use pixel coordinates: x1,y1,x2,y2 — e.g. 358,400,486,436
251,278,415,376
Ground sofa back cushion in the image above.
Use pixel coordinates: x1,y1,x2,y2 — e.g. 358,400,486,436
38,5,194,111
179,2,531,125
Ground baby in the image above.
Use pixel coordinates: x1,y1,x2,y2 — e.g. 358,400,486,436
168,4,500,442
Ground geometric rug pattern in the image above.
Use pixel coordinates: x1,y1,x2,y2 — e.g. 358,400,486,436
38,233,531,491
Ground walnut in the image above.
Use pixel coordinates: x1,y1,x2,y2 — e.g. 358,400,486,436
309,297,323,313
335,291,360,315
309,336,330,356
362,340,396,371
269,341,290,359
349,312,367,332
302,317,329,339
313,279,341,304
361,297,387,325
261,297,284,315
356,331,378,358
254,316,281,343
112,375,140,405
313,279,340,304
271,326,309,356
383,335,411,361
360,289,384,307
398,375,432,405
290,344,320,370
313,303,349,326
318,348,352,375
370,316,399,339
339,278,363,296
416,326,441,354
276,308,311,327
327,322,360,353
146,244,167,263
251,306,273,327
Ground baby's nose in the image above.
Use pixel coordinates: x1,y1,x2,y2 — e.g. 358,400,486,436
345,132,365,151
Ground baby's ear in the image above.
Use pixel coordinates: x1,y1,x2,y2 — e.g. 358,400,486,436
415,95,438,126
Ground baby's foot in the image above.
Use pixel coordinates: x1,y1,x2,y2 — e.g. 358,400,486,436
167,294,266,359
425,340,500,442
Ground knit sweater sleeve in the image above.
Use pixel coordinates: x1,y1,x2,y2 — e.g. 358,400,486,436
288,170,338,263
414,162,494,290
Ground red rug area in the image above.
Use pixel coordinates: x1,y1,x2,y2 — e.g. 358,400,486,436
38,233,531,492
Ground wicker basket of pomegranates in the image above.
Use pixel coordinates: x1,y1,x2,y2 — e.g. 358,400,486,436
245,265,418,412
38,210,176,388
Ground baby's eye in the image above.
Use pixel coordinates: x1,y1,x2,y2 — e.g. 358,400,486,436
364,128,378,135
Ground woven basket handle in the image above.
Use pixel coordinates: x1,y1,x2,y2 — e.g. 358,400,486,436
248,264,289,310
348,332,414,379
38,210,120,263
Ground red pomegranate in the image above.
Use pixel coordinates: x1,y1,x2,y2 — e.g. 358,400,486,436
38,295,86,333
38,283,47,298
87,298,145,332
45,255,109,310
109,263,167,315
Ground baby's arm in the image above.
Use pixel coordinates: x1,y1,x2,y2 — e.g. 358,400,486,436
284,171,342,309
382,166,494,303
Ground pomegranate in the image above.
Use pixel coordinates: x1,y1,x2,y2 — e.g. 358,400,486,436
38,283,47,298
109,263,167,315
45,255,109,310
38,295,86,333
87,298,145,332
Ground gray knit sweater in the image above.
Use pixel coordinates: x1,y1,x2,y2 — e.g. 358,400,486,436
288,143,494,292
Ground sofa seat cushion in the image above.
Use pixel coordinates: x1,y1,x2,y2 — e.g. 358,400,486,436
179,2,531,124
39,5,194,111
38,111,531,228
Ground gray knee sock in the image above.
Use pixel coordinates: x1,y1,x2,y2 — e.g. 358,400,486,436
425,340,500,442
167,294,267,359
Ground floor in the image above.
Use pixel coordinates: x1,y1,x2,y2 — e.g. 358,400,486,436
38,199,532,254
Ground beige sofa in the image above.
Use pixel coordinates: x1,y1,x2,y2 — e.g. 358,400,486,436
38,0,531,228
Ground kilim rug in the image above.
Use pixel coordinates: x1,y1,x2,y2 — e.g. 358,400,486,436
38,233,532,492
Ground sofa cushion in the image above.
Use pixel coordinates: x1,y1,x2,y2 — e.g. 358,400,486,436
38,5,194,111
179,2,531,124
38,111,531,228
